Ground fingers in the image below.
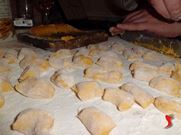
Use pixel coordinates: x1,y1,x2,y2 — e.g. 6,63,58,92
117,23,148,31
109,27,124,36
163,0,181,21
149,0,170,19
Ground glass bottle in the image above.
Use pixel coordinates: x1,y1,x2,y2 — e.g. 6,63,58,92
13,0,33,27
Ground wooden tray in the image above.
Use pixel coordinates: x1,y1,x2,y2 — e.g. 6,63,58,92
17,31,108,51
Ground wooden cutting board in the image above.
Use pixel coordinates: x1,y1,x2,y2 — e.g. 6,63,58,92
17,31,108,51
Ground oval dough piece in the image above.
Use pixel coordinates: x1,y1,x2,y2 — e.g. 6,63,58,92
85,64,123,83
154,96,181,119
15,78,55,99
149,76,181,97
121,83,154,108
0,94,5,108
103,88,134,111
73,81,103,101
50,70,75,89
12,108,54,135
78,107,116,135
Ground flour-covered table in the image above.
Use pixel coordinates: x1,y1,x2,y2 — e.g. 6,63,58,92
0,37,181,135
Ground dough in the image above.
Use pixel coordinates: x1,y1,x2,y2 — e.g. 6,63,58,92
149,76,181,97
154,96,181,119
78,107,116,135
171,63,181,82
0,94,5,108
12,108,54,135
0,49,18,64
130,62,158,82
73,81,103,101
84,64,123,83
48,49,73,69
103,88,134,111
18,48,37,61
73,54,93,68
0,77,13,92
50,70,75,89
111,42,125,54
123,48,143,61
158,63,175,76
15,78,55,99
0,61,11,74
19,57,50,71
121,83,154,108
96,56,123,72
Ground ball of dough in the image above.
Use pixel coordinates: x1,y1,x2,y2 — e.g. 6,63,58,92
73,54,93,68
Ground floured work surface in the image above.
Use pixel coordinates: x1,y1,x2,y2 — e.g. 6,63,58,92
0,37,181,135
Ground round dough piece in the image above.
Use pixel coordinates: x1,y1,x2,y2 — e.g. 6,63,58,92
12,108,54,135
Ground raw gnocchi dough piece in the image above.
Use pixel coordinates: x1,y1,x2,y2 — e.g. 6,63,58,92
123,48,142,61
96,56,123,72
130,62,158,82
154,96,181,119
18,48,37,61
121,83,154,108
103,88,134,111
171,63,181,82
149,76,181,97
111,42,125,54
73,54,93,68
19,57,50,71
158,63,175,76
0,77,13,92
48,49,73,69
0,94,5,108
1,49,18,64
15,78,55,99
12,108,54,135
19,65,41,82
85,64,123,83
78,107,116,135
73,81,103,101
50,70,75,88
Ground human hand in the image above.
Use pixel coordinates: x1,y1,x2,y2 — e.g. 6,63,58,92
109,10,181,37
149,0,181,21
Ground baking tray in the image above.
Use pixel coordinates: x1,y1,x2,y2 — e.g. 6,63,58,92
17,31,108,51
